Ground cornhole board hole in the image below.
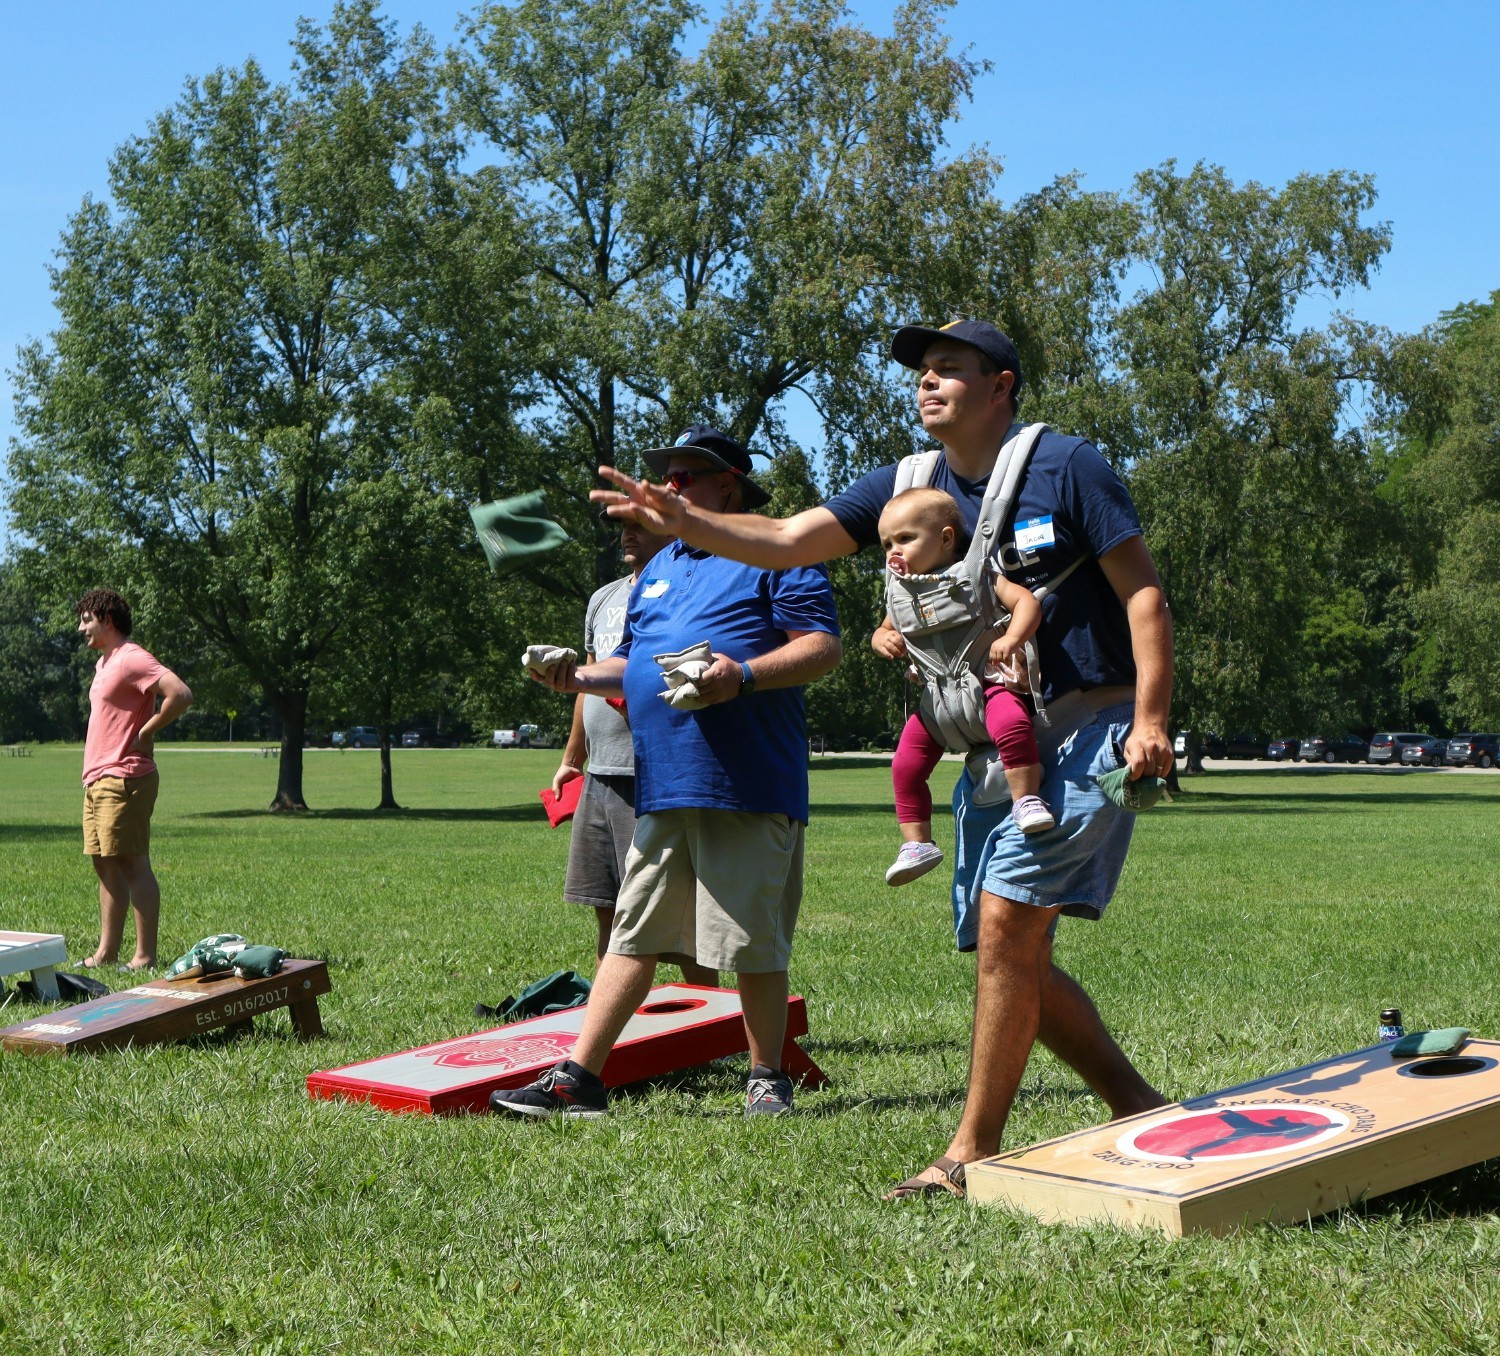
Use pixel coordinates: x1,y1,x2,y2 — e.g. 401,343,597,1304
0,931,67,1001
0,959,330,1056
306,983,826,1115
967,1039,1500,1236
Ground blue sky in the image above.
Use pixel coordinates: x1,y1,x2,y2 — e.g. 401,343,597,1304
3,0,1496,538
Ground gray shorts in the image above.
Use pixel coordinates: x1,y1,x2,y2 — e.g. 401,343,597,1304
562,774,636,909
609,808,804,973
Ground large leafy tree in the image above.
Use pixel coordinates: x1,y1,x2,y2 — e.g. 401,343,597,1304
1060,163,1393,737
451,0,1000,581
8,3,527,808
0,562,90,742
1385,293,1500,729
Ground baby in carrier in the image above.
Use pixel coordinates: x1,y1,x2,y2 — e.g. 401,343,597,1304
872,487,1055,886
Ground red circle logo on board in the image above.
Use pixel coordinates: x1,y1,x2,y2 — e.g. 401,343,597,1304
1117,1103,1350,1164
429,1031,578,1070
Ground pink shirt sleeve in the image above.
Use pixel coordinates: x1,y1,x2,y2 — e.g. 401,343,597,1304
82,643,169,785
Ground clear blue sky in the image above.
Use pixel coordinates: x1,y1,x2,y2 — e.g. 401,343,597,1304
3,0,1497,539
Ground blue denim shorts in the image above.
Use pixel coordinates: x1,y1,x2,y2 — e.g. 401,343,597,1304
949,698,1137,951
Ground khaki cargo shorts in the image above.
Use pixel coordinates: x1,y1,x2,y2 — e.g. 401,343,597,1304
610,807,804,973
82,771,159,858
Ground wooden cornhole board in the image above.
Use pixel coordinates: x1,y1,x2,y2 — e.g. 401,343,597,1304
0,958,329,1056
0,931,68,1002
967,1039,1500,1236
306,983,826,1115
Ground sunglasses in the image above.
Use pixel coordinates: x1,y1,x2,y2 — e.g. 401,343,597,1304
664,468,730,491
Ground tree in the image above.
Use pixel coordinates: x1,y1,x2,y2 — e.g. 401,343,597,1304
319,473,485,808
0,562,89,742
1388,293,1500,728
451,0,1000,585
1068,163,1394,736
8,3,526,807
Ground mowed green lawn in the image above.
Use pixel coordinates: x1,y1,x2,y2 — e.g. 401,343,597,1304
3,745,1499,1354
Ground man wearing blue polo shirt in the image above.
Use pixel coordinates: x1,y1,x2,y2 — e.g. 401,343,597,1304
494,427,842,1119
592,323,1174,1196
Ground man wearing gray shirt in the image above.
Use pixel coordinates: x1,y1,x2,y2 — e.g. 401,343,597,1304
551,521,718,985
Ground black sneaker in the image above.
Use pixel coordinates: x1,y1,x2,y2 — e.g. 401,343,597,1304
489,1061,608,1119
745,1064,794,1116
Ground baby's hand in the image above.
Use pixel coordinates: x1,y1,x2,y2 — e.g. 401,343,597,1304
871,628,908,661
989,635,1019,666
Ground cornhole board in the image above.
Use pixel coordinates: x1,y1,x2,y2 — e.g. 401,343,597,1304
0,958,329,1056
306,983,825,1115
966,1039,1500,1236
0,931,67,1001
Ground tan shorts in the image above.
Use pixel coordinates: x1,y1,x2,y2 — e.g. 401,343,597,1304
82,771,159,858
610,808,804,973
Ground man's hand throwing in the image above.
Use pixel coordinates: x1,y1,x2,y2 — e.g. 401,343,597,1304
592,466,686,536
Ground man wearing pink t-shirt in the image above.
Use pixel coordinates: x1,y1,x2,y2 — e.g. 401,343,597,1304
75,589,194,970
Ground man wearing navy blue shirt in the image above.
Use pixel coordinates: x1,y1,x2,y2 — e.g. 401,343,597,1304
494,427,842,1120
593,323,1174,1196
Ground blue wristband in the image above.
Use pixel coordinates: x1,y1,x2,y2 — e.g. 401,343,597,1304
739,661,756,694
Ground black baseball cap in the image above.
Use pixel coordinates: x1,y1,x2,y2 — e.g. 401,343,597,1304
640,424,771,509
891,320,1023,398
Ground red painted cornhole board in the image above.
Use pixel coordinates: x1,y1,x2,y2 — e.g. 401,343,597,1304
306,983,825,1115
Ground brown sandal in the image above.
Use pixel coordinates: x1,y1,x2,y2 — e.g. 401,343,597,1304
883,1155,968,1201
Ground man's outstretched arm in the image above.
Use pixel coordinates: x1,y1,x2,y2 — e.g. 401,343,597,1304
593,466,859,570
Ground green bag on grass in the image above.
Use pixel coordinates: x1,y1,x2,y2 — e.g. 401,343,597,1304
475,970,592,1024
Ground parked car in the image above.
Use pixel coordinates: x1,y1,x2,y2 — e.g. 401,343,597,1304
1199,732,1266,760
493,724,540,749
1369,732,1427,764
333,725,378,749
1266,737,1301,762
1446,733,1500,769
1399,736,1447,767
302,728,332,748
1298,734,1369,764
400,728,458,749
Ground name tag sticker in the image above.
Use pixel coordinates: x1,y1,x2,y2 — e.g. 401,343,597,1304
1015,516,1056,552
642,579,670,598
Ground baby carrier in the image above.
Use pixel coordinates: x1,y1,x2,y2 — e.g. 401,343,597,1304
884,423,1087,786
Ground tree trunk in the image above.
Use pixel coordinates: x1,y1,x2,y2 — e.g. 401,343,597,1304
595,371,617,589
377,736,400,810
269,692,311,811
377,704,400,810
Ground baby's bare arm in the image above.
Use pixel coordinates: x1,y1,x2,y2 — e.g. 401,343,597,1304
871,614,908,661
995,576,1042,644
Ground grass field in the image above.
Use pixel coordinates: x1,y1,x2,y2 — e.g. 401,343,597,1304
3,746,1500,1354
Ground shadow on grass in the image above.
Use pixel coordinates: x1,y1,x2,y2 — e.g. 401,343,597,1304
804,802,910,817
184,806,542,823
0,825,82,841
810,756,893,772
1170,785,1495,811
1326,1158,1500,1225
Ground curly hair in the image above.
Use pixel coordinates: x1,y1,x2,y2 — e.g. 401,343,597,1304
75,588,133,637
